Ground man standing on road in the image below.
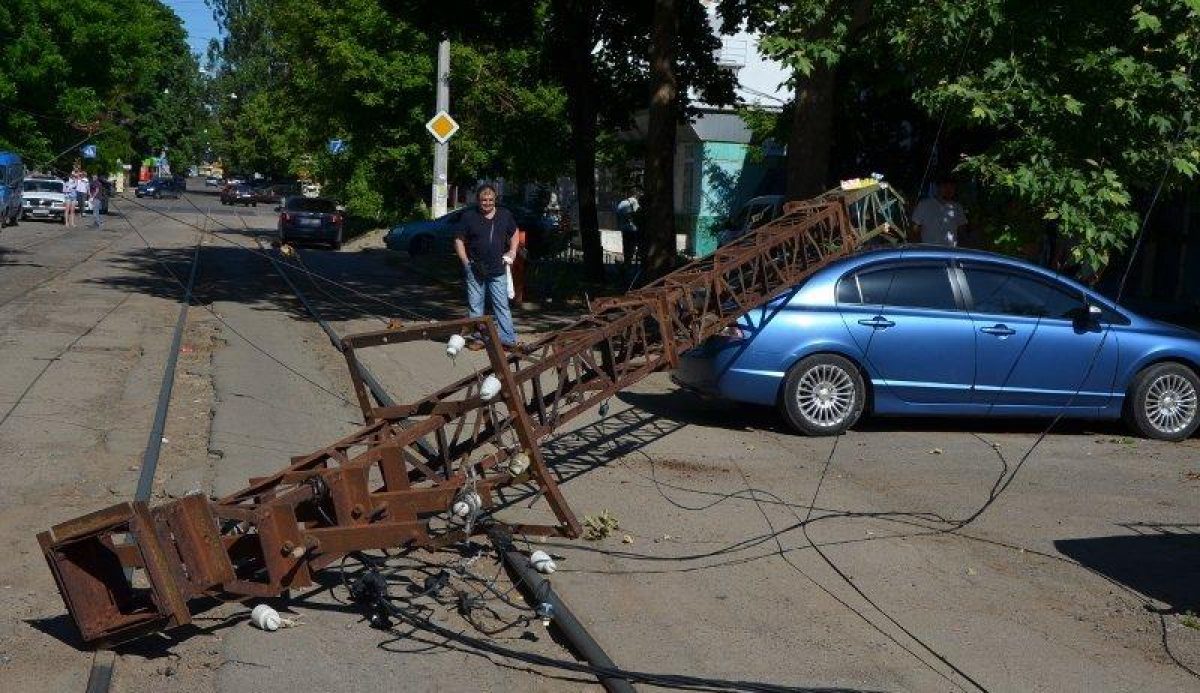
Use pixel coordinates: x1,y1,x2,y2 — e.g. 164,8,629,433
454,183,520,351
88,175,105,228
911,177,968,246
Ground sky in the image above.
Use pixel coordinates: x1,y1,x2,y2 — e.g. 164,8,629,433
162,0,222,62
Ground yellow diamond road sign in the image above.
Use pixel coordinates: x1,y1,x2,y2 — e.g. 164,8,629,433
426,111,459,143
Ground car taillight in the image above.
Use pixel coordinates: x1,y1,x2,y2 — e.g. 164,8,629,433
331,214,343,225
281,213,291,222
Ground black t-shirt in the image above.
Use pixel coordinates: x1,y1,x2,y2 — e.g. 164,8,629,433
455,206,517,277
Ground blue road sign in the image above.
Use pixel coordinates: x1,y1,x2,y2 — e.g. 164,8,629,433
81,144,97,159
328,138,346,155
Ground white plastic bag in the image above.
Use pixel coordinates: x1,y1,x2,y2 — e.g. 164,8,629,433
505,264,515,300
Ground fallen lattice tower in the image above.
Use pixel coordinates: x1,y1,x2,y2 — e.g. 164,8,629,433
38,184,904,645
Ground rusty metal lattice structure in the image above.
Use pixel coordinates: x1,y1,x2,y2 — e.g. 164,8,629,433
37,184,904,646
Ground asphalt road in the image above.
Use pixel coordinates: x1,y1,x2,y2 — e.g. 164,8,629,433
1,188,1198,692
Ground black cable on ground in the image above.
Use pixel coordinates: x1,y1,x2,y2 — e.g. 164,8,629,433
368,586,877,693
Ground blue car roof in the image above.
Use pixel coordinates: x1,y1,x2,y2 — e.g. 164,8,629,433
0,151,22,165
802,244,1124,313
832,245,1078,287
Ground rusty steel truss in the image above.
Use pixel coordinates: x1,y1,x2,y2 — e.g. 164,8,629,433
38,184,904,646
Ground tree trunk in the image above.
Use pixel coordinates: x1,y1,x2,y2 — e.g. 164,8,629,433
644,0,677,280
785,1,870,200
785,64,836,199
554,0,605,283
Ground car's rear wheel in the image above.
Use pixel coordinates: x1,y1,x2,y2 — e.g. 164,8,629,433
1125,362,1200,441
780,354,865,436
409,235,432,255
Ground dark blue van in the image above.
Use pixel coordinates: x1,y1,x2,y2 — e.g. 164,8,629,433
0,152,25,227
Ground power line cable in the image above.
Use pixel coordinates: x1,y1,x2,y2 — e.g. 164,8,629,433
110,198,357,406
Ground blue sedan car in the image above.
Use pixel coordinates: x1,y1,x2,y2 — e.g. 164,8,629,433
385,204,556,255
672,247,1200,441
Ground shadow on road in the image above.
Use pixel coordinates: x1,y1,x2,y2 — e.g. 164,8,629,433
619,389,1136,438
0,246,42,268
1055,524,1200,614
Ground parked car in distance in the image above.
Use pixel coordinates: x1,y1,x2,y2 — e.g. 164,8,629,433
277,196,343,249
136,177,183,199
220,183,257,206
672,246,1200,441
205,175,222,187
384,204,555,255
254,183,298,205
716,195,785,247
21,176,67,222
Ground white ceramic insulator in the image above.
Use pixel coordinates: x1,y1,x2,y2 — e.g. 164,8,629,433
446,334,466,357
480,375,501,400
529,550,557,574
507,452,530,476
250,604,281,631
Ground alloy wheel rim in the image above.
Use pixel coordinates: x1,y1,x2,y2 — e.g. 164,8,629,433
796,364,855,427
1144,374,1198,434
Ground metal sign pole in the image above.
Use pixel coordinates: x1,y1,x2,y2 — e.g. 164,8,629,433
432,39,450,218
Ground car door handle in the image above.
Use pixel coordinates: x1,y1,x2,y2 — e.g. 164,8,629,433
858,316,895,329
980,324,1016,337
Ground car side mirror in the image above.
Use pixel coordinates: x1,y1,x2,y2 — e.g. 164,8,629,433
1072,302,1102,326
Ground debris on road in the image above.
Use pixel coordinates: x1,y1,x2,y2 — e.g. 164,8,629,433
583,510,620,540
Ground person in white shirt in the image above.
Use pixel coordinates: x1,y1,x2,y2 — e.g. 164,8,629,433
911,178,968,246
72,172,89,216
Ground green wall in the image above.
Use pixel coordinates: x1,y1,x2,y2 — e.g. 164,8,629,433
684,140,775,257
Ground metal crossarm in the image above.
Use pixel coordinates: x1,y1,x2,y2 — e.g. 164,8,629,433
37,184,904,645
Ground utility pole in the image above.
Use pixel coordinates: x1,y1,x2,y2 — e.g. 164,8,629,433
432,39,450,218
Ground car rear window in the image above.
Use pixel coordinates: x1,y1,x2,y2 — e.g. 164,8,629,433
848,264,958,311
23,180,63,193
286,198,337,213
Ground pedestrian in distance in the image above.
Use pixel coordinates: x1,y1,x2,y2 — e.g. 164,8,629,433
63,172,77,227
615,188,642,272
453,183,521,352
73,170,89,224
911,176,968,247
88,175,105,227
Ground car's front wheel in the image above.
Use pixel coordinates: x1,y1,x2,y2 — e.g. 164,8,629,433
1125,362,1200,441
780,354,866,436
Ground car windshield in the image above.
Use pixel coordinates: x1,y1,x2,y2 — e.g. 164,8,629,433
23,180,63,193
286,198,337,213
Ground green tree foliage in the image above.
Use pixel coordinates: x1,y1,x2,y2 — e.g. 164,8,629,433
902,0,1200,269
0,0,206,172
722,0,1200,271
209,0,571,223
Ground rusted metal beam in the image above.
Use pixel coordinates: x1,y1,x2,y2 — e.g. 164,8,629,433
38,184,905,645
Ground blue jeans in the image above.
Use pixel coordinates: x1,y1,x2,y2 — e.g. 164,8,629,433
91,199,102,226
465,267,516,346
